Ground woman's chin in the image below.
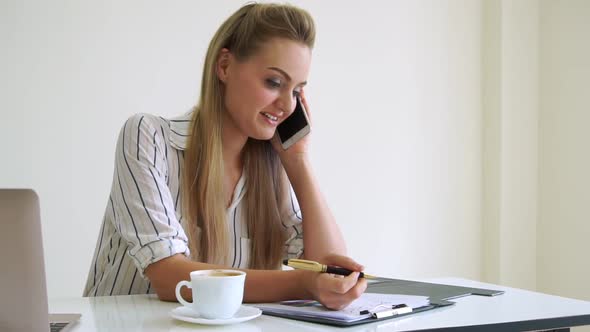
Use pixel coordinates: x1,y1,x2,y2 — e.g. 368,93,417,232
249,130,275,141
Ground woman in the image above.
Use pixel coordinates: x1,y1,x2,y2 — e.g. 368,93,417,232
83,2,367,310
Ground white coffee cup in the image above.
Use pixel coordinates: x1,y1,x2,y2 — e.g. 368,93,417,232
175,269,246,319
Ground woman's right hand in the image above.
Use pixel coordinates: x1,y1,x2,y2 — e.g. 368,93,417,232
300,256,368,310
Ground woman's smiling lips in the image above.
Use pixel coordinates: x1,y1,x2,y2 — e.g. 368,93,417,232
260,111,281,126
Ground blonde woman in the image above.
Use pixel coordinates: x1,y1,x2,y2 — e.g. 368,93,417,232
83,3,367,310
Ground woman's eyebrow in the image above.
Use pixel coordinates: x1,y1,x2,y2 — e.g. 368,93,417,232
268,67,307,86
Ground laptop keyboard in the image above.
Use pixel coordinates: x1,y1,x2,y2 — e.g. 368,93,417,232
50,322,69,332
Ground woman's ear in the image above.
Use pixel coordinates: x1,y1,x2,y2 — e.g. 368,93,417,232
216,48,231,83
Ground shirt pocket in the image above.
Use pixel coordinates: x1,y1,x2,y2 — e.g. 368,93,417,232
239,237,251,269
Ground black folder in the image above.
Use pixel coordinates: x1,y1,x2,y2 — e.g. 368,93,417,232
260,278,504,327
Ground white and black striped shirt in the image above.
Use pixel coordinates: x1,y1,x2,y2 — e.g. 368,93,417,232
83,113,303,297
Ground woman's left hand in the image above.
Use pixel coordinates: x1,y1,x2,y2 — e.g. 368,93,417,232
300,253,368,310
271,90,312,162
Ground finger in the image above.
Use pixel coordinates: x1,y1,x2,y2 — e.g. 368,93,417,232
322,271,360,295
348,277,368,299
299,90,312,123
342,270,362,287
323,254,364,272
269,132,282,150
322,278,367,310
338,278,368,307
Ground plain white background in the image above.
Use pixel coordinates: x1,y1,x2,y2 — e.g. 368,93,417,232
1,1,588,318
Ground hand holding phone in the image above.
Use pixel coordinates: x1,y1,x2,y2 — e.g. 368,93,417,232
277,96,311,150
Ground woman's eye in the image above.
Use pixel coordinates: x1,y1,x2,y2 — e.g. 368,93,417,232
265,79,281,88
292,90,301,98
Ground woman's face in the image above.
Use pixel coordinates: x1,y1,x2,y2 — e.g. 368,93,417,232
219,38,311,141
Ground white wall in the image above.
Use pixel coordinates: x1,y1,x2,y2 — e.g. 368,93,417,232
538,0,590,304
307,0,483,282
482,0,538,291
3,0,482,298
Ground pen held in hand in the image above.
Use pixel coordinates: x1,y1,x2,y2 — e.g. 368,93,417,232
282,259,379,279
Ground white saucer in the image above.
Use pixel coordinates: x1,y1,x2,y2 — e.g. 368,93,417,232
170,305,262,325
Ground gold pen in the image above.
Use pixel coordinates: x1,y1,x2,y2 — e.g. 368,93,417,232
282,259,379,279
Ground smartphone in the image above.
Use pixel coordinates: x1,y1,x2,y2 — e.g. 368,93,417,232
277,96,311,150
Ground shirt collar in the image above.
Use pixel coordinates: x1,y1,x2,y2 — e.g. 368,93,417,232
169,112,193,150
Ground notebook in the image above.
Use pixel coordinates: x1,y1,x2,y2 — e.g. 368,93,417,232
0,189,81,332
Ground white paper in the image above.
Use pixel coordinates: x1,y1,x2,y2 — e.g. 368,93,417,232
254,293,430,323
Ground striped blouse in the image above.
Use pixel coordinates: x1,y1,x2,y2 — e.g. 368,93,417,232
83,112,304,297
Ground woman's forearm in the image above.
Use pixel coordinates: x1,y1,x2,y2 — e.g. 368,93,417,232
243,268,311,302
282,155,347,260
145,254,311,302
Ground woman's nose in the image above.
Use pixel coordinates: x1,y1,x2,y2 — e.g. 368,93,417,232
277,93,295,115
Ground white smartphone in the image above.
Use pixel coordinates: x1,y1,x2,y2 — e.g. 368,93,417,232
277,96,311,150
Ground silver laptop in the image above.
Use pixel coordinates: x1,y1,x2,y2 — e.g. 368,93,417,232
0,189,81,332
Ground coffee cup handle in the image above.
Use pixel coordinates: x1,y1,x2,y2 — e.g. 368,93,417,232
175,280,192,307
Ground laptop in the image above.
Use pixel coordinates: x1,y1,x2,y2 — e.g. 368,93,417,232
0,189,81,332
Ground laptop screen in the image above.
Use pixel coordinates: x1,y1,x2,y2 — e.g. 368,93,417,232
0,189,79,332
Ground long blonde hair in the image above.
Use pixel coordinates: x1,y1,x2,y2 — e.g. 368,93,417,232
182,3,315,269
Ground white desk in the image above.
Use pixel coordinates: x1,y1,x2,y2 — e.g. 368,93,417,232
49,278,590,331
